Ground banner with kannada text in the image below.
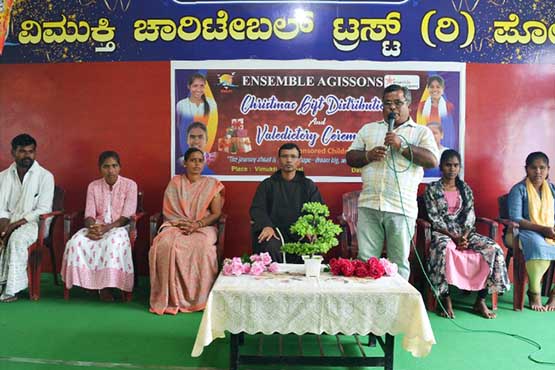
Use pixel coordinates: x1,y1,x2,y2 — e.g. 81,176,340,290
0,0,554,64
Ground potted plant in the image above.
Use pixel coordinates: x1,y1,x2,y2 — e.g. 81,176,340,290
281,202,342,277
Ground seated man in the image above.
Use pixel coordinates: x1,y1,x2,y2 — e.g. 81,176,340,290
250,143,323,263
0,134,55,302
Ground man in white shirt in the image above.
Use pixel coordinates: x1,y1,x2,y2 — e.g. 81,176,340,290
0,134,55,302
346,85,439,280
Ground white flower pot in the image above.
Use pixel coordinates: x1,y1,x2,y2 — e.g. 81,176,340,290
302,255,323,277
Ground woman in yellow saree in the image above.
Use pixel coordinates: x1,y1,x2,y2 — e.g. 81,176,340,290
508,151,555,311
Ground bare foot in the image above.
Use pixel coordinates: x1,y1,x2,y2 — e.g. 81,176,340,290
545,290,555,312
99,288,114,302
437,295,455,319
473,298,496,319
527,291,546,312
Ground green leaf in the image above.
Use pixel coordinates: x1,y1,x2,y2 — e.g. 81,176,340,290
281,203,342,257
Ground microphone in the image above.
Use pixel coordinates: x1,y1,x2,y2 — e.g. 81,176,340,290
387,112,396,132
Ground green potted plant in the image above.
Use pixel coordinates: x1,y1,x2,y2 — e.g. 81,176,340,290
281,202,342,277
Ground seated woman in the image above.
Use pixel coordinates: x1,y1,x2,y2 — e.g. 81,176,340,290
425,149,510,319
149,147,223,315
61,151,137,301
508,151,555,312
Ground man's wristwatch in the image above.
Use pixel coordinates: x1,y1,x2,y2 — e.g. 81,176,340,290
399,140,409,153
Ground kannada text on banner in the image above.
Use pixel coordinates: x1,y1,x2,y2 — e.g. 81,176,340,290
0,1,553,64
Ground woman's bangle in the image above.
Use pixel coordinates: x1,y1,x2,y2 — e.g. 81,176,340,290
197,220,204,228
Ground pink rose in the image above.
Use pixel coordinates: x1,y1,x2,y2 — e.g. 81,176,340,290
231,265,244,276
250,261,265,276
260,252,272,266
222,263,233,276
268,262,279,273
367,257,385,279
380,258,398,276
231,257,244,276
242,263,251,274
249,254,261,262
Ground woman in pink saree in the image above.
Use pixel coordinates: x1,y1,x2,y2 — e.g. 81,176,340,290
149,148,223,315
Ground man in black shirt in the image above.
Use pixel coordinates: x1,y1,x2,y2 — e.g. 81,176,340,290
250,143,323,263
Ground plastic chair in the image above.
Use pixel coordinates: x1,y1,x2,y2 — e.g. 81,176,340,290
337,190,360,260
27,185,65,300
63,191,146,302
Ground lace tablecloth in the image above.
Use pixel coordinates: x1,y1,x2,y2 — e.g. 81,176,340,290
192,264,435,358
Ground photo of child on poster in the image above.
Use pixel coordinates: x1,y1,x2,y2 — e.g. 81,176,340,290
174,70,218,174
416,73,460,178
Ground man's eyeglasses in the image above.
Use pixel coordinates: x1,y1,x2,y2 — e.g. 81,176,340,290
279,154,299,159
382,99,407,107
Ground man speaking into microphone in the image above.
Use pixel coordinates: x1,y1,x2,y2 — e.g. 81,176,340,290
346,84,439,280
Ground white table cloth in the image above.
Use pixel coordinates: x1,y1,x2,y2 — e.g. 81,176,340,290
192,264,435,358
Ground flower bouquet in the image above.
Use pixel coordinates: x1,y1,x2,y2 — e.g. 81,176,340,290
222,252,279,276
329,257,398,279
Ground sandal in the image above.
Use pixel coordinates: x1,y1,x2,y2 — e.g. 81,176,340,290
0,295,18,303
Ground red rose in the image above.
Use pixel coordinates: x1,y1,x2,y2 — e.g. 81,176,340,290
352,259,365,269
340,259,355,277
351,260,368,277
329,258,342,276
354,265,369,278
367,257,385,279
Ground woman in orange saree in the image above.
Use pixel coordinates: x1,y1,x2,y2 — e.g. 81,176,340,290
149,148,223,315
